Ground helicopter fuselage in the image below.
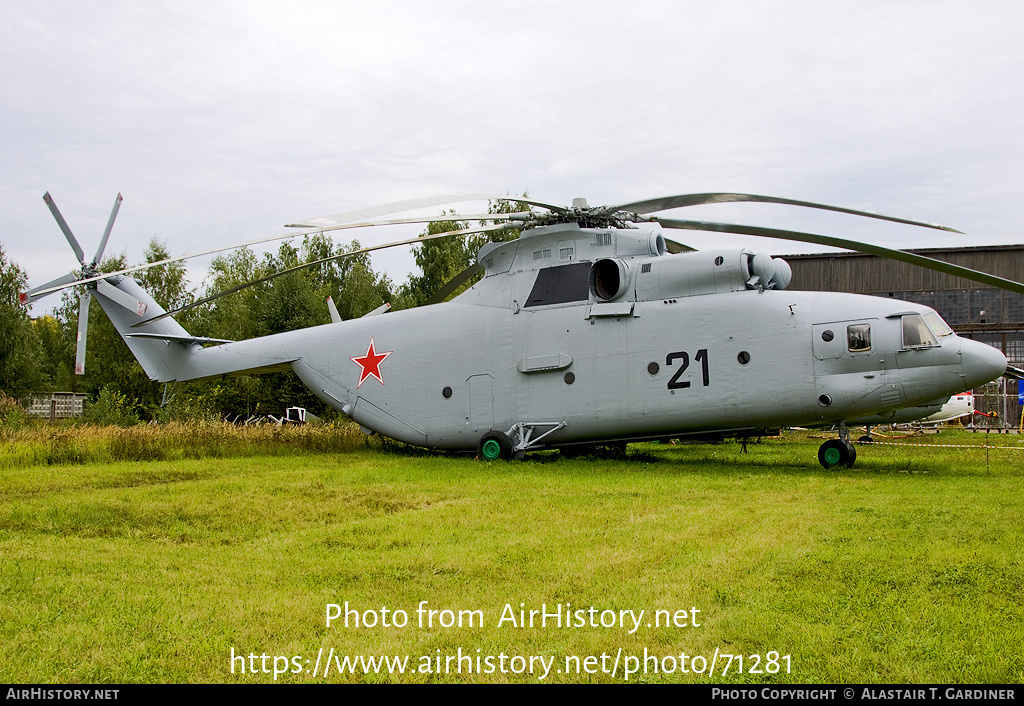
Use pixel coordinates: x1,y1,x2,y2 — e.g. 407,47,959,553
272,287,1001,451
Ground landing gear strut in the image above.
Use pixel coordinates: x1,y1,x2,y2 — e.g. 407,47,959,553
478,421,568,461
818,422,857,469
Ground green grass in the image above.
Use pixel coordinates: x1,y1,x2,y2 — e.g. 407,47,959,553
1,428,1022,683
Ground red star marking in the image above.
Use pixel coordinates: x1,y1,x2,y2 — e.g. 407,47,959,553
350,337,392,388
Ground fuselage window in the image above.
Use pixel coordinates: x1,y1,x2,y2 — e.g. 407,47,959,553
847,323,871,352
525,262,592,307
902,314,938,348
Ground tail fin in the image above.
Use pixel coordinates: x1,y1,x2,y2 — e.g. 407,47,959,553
92,275,228,382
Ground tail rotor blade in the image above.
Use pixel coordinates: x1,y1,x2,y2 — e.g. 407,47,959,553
21,271,80,304
75,291,91,375
43,192,87,265
93,193,123,266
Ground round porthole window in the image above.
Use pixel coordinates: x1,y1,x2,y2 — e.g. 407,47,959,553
442,386,452,399
737,351,750,365
564,372,575,384
647,362,660,375
821,330,834,342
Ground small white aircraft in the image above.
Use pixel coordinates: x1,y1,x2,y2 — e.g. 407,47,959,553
921,392,975,424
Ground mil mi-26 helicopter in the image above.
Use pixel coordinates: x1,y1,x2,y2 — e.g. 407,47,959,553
23,190,1022,468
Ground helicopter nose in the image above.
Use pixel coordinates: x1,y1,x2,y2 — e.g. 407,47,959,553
959,338,1007,389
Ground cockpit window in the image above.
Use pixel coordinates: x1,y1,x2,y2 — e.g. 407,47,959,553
847,323,871,352
923,311,954,338
902,314,938,348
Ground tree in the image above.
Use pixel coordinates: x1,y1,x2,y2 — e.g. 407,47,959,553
307,235,394,321
394,197,528,309
395,213,469,309
192,233,393,419
137,240,194,322
32,315,71,391
0,244,46,397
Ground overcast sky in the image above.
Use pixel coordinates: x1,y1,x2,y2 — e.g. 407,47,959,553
4,0,1023,314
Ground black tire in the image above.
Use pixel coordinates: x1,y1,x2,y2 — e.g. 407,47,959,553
818,439,852,469
478,431,513,461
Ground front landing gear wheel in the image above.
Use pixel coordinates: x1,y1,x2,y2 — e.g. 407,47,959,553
818,439,855,469
478,431,513,461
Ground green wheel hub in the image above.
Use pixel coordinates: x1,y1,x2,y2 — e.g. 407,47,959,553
481,439,502,461
818,439,854,469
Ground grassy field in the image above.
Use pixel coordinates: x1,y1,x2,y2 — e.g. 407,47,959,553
1,424,1022,683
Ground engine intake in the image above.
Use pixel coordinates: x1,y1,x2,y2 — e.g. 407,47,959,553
590,258,631,301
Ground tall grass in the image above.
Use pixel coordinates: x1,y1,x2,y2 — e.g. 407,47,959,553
0,421,372,468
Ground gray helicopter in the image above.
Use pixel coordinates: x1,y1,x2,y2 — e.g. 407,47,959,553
24,191,1020,468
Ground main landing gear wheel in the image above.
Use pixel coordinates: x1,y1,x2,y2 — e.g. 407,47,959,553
818,439,856,469
478,431,513,461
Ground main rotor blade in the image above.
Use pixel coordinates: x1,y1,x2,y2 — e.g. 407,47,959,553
424,263,484,306
75,291,90,375
43,192,86,264
28,211,532,301
134,223,514,326
611,193,961,233
655,217,1024,295
92,193,123,266
286,193,563,228
21,271,80,304
308,211,533,229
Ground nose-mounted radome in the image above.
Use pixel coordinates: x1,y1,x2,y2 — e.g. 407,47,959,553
959,337,1008,389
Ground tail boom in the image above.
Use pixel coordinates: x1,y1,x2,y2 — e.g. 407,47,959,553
93,275,297,383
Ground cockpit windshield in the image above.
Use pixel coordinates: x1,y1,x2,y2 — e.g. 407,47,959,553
923,311,955,338
902,314,939,348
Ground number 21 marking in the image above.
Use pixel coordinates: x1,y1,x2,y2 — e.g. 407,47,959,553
666,349,709,389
